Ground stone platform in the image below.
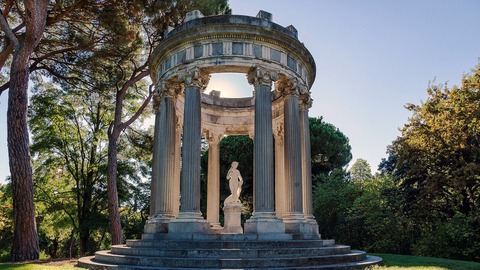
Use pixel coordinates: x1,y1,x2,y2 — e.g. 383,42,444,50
78,233,381,269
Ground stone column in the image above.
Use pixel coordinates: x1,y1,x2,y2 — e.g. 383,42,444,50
278,77,316,238
274,124,286,219
173,113,183,217
206,132,222,230
145,82,180,233
244,66,285,235
148,93,162,218
300,94,319,234
169,67,210,234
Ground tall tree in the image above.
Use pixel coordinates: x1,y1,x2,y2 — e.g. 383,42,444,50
396,65,480,218
99,0,230,245
387,64,480,260
309,117,352,183
349,158,372,183
0,0,48,261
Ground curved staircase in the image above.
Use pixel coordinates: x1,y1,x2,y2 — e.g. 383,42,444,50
78,234,382,269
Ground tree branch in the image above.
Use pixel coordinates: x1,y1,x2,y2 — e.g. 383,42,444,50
0,81,9,96
0,9,19,46
119,84,154,131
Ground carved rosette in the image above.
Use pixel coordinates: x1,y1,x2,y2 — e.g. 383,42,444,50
247,66,279,88
178,67,210,91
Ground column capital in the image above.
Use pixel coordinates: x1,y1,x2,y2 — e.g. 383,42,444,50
179,67,210,91
159,81,183,98
276,76,299,96
247,66,279,88
299,94,313,111
205,131,223,146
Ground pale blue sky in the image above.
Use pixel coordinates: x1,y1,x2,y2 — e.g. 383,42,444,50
1,0,480,182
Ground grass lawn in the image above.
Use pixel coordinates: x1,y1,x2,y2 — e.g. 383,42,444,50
1,255,479,270
372,253,480,270
0,260,77,270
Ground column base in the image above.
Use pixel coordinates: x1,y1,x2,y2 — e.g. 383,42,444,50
144,215,174,233
283,213,320,239
222,202,243,234
305,214,320,235
168,212,210,234
244,212,285,235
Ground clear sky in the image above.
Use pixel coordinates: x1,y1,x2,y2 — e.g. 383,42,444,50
1,0,480,182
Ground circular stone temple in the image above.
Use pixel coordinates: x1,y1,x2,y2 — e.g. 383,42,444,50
79,10,382,269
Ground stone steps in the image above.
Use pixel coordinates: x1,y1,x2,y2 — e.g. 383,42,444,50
78,254,382,270
111,245,351,258
78,238,382,269
86,250,366,268
126,239,336,249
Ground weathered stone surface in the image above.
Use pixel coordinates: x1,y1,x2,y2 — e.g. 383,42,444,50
78,9,380,270
222,202,243,234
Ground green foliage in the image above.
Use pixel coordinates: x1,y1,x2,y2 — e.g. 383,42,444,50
309,117,352,181
28,80,150,257
372,253,480,270
350,158,372,183
201,135,254,223
0,183,13,262
348,174,413,254
388,64,480,261
312,169,361,246
412,213,480,262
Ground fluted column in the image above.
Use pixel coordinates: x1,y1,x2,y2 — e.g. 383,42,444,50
244,66,285,235
173,115,183,217
300,95,318,231
145,82,181,233
206,132,222,229
278,77,319,239
169,67,210,234
279,78,304,220
274,124,286,219
148,93,162,218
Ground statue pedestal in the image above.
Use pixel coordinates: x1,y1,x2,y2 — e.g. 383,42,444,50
222,202,243,234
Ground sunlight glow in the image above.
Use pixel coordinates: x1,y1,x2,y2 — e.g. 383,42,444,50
205,73,252,98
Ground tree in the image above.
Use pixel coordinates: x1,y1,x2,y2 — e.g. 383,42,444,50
2,0,231,249
387,63,480,261
201,117,353,222
0,0,49,261
312,169,360,246
349,158,372,183
309,117,352,182
86,0,230,245
29,81,111,256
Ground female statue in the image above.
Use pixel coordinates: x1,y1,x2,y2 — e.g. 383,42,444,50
225,161,243,203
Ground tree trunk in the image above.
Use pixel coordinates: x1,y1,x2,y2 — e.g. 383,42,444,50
107,134,123,245
8,65,40,262
3,0,48,262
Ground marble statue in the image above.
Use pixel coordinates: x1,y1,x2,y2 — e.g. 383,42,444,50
225,161,243,204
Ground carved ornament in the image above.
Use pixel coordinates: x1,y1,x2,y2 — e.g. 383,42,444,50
178,67,210,91
247,66,279,88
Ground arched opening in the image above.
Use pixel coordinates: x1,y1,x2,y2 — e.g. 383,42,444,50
205,73,252,98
